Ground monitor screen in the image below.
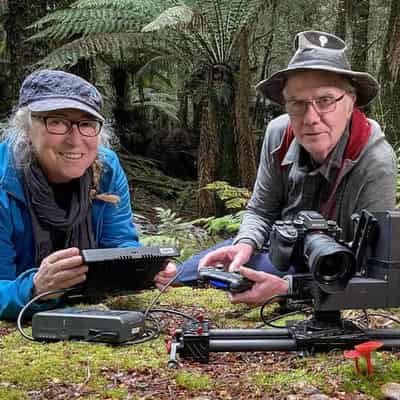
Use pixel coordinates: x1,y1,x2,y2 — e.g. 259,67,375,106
79,246,180,296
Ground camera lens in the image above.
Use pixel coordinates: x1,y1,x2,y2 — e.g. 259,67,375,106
304,233,355,293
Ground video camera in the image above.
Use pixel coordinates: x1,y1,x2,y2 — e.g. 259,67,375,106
269,210,400,313
167,210,400,365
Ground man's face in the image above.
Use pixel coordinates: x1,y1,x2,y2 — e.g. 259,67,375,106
283,71,356,163
29,108,100,183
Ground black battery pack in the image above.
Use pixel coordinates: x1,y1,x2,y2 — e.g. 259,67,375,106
32,308,145,344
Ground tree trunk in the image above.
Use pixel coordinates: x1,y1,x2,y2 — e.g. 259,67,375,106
235,28,256,190
349,0,370,72
1,0,73,116
253,0,278,131
2,0,49,114
378,0,400,144
197,98,218,216
335,0,347,39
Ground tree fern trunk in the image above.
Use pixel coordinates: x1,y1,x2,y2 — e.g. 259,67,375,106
3,0,49,114
253,0,278,130
235,29,256,190
335,0,347,39
378,0,400,144
197,98,218,216
350,0,370,73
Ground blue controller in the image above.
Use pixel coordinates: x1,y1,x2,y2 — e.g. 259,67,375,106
197,267,254,293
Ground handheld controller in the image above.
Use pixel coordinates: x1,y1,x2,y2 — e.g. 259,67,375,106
197,267,254,293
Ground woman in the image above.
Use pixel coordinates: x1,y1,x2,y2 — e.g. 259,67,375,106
0,69,174,320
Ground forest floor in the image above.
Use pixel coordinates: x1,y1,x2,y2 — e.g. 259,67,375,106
1,159,400,399
1,288,400,399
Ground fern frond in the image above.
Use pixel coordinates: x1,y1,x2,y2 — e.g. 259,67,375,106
72,0,177,11
132,99,180,122
142,5,195,32
132,87,179,119
35,33,161,68
29,9,145,41
136,54,190,82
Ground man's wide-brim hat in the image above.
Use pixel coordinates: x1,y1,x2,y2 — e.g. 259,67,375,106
256,30,379,107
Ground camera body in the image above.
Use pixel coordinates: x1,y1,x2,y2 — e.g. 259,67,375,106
269,211,356,294
269,210,342,270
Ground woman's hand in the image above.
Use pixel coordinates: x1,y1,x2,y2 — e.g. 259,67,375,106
228,266,289,306
153,262,178,290
33,247,88,298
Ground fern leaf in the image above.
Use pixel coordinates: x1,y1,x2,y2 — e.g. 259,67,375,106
72,0,177,11
29,9,144,41
35,33,157,68
142,5,195,32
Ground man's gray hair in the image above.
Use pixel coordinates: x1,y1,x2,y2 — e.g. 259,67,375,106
1,107,117,168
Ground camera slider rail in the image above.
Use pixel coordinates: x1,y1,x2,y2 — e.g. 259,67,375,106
167,317,400,366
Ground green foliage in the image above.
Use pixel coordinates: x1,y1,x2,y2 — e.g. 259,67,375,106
198,181,250,236
204,211,244,236
139,207,210,259
253,368,325,393
131,88,180,122
29,0,178,68
201,180,251,211
143,0,270,65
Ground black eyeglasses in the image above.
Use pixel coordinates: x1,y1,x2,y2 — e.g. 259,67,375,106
32,115,103,137
285,93,346,116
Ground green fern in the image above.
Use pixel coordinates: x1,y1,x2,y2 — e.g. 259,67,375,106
201,181,251,211
139,207,210,258
35,33,164,68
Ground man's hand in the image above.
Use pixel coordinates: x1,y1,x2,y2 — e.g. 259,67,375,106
228,266,289,306
198,243,254,271
153,262,177,290
33,247,88,299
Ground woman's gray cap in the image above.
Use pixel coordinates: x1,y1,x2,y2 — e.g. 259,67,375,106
17,69,105,121
256,30,379,107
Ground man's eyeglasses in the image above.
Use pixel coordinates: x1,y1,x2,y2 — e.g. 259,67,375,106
285,93,346,116
32,115,103,137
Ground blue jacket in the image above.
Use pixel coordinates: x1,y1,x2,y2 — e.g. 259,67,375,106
0,142,140,320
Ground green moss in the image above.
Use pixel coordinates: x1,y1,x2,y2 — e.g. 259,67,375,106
253,368,325,393
175,371,212,390
0,331,165,391
103,387,129,398
0,388,29,400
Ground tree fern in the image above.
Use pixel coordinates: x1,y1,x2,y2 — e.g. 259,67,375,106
71,0,175,9
29,9,144,41
35,33,160,68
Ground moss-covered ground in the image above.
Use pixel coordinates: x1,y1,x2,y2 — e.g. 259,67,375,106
0,288,399,399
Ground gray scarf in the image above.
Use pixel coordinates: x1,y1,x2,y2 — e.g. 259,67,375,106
23,159,96,265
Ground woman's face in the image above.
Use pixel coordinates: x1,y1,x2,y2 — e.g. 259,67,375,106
29,109,100,183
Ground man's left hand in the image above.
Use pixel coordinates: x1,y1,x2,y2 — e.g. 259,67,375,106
228,266,289,306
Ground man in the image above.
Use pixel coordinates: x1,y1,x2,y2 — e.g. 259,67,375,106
155,30,397,304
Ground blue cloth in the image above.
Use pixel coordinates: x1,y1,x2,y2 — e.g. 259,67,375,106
176,239,295,284
0,142,140,320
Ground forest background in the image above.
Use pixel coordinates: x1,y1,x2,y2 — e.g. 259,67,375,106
0,0,400,399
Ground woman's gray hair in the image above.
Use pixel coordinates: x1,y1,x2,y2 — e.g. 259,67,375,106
1,107,117,168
